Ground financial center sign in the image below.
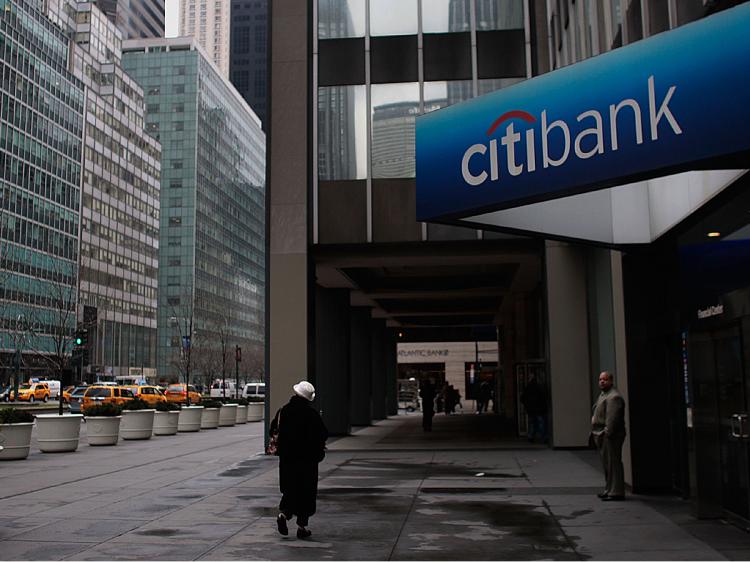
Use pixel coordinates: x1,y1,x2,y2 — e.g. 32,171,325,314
416,4,750,223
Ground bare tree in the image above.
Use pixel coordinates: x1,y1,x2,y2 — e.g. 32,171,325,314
168,288,198,405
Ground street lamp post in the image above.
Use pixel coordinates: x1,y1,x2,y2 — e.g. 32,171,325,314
235,345,241,399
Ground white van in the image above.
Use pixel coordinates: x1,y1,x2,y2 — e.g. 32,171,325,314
242,382,265,399
209,380,237,398
32,379,60,399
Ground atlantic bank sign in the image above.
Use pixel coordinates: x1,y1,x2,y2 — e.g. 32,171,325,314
416,3,750,222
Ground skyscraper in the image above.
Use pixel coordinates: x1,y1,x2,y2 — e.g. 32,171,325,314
178,0,230,78
229,0,267,127
95,0,165,39
122,37,265,385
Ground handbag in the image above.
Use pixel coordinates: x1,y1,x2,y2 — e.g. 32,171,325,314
266,409,281,455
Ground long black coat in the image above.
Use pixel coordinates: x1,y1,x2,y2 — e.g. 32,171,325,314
270,395,328,520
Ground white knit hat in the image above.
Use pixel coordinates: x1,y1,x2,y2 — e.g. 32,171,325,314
293,381,315,401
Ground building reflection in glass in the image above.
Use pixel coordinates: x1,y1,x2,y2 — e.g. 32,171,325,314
371,82,419,178
370,0,418,36
476,0,524,30
422,0,471,33
318,85,367,180
318,0,365,38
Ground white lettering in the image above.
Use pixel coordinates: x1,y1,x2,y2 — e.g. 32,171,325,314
648,75,682,140
574,109,604,159
525,129,536,172
501,123,523,176
461,143,488,186
541,110,571,168
609,99,643,151
489,139,499,181
697,304,723,319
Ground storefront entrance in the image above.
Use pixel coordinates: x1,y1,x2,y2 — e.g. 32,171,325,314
690,323,750,521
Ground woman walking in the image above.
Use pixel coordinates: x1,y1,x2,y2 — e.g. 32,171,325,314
270,381,328,539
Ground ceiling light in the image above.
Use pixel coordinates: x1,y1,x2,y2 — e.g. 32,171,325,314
707,232,721,238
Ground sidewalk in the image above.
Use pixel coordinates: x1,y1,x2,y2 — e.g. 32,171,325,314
0,413,748,560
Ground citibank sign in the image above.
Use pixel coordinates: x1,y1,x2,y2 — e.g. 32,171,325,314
416,3,750,222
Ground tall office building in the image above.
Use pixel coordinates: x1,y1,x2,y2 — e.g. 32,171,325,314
178,0,230,78
95,0,165,39
0,0,85,378
48,0,162,381
229,0,267,127
122,38,265,385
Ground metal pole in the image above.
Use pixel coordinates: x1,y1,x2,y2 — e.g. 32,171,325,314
235,345,239,399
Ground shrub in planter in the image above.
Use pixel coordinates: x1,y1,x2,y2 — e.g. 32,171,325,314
0,408,35,460
200,399,222,429
83,403,122,446
153,401,180,436
228,397,249,406
82,403,123,417
122,397,150,411
155,401,181,412
201,399,223,409
246,395,265,403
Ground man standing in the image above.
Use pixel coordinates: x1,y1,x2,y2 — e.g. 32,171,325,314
591,371,626,501
521,375,547,443
420,380,436,431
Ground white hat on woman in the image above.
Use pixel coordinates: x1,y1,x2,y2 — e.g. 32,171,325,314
293,381,315,401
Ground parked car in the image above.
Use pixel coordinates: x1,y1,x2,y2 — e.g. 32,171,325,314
42,380,61,400
209,380,237,399
67,386,90,413
121,385,167,407
61,385,77,403
242,382,265,399
82,385,135,409
9,382,50,402
164,384,202,405
0,384,11,402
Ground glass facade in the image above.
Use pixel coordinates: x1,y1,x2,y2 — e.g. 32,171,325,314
0,0,85,377
95,0,165,39
123,40,266,384
229,0,267,128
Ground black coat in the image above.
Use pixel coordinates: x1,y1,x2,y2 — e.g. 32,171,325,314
270,395,328,520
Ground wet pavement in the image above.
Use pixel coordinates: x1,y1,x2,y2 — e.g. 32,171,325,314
0,412,748,560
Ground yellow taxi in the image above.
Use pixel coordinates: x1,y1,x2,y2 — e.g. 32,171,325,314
121,385,167,407
164,384,202,405
82,385,135,409
62,386,76,403
10,382,50,402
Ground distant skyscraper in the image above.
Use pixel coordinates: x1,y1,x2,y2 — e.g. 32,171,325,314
179,0,230,78
229,0,267,127
122,38,265,384
96,0,165,39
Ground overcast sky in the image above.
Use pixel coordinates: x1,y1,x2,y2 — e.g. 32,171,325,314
165,0,178,37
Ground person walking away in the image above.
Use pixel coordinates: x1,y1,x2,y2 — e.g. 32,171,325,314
420,380,436,431
590,371,626,501
271,381,328,538
477,380,491,414
521,375,547,443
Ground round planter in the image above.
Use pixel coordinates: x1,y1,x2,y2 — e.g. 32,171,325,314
201,407,220,429
85,416,121,446
219,404,237,427
36,414,83,453
178,406,204,432
120,409,155,440
0,422,34,460
246,402,264,422
235,405,247,424
153,411,179,436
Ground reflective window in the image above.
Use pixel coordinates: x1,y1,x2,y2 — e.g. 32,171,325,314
318,0,366,38
422,0,470,33
423,81,473,114
318,85,368,180
476,0,524,30
371,83,419,178
477,77,525,96
370,0,418,36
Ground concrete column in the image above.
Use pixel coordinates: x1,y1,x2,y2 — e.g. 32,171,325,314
545,241,591,447
350,307,372,425
315,287,351,435
371,319,387,420
385,329,398,416
268,0,309,422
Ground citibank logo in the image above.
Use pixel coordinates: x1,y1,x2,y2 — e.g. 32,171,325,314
461,76,682,187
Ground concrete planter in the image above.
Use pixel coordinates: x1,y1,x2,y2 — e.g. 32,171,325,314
153,411,179,436
36,414,83,453
219,404,237,427
201,407,220,429
120,409,155,440
85,416,121,446
246,402,264,422
0,422,34,460
235,405,247,424
178,406,203,432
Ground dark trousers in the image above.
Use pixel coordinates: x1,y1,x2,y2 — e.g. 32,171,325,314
598,434,625,496
279,457,319,526
527,414,546,442
422,409,434,431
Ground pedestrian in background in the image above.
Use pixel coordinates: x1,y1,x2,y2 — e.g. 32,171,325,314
590,371,626,501
476,380,491,413
420,379,436,431
271,381,328,538
521,375,547,443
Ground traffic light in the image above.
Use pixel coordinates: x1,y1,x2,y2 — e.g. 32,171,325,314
73,328,89,366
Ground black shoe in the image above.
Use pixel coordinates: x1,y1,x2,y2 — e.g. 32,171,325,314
601,495,625,501
276,514,288,535
297,527,312,539
597,492,609,499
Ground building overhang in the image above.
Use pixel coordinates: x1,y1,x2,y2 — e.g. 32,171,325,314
416,3,750,246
